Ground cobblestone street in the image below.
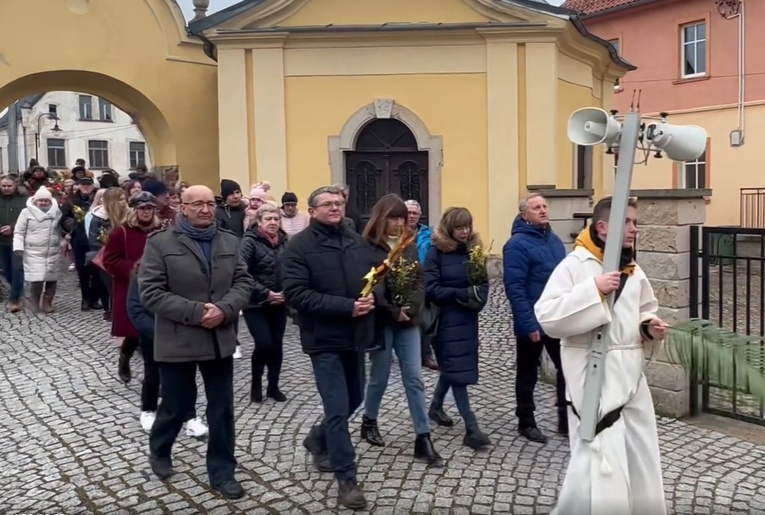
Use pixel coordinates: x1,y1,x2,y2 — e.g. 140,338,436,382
2,272,765,514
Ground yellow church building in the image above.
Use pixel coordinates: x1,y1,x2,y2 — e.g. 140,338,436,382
0,0,630,244
190,0,631,243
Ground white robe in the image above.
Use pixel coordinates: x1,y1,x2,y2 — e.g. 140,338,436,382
534,247,666,515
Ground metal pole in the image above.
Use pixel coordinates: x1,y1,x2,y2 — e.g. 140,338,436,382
7,101,18,173
577,111,642,442
35,132,39,162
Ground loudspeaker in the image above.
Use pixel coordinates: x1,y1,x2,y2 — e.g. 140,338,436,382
646,122,707,161
567,108,622,147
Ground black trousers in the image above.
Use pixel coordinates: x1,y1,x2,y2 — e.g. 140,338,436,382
150,358,235,486
243,305,287,389
515,334,567,428
98,269,112,310
138,337,198,420
420,329,434,361
73,244,105,304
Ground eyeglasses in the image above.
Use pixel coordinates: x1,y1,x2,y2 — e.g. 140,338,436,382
314,200,346,209
182,201,216,210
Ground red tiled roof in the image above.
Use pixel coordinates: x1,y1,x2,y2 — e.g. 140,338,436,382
561,0,644,15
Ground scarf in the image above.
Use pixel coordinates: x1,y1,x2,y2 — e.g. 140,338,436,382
574,224,636,276
177,215,217,265
258,227,281,247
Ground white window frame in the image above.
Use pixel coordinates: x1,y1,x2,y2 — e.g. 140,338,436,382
88,140,110,169
128,141,146,170
79,95,93,120
46,138,67,169
680,152,707,189
681,21,707,79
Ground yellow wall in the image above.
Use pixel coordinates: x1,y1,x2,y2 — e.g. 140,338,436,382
633,103,765,226
0,0,219,185
276,0,489,26
284,73,489,236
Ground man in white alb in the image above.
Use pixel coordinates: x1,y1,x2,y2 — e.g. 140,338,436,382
534,196,669,515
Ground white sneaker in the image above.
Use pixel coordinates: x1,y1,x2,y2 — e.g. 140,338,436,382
68,263,75,271
140,411,156,431
184,417,209,438
233,346,242,359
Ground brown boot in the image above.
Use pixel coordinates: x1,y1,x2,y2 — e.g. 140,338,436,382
42,296,55,314
9,302,21,313
27,294,41,312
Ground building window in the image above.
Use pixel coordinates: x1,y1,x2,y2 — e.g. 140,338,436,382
99,98,113,121
574,145,593,189
681,151,707,189
681,21,707,78
79,95,93,120
88,140,109,169
0,148,4,173
47,138,67,168
48,104,58,116
129,141,146,169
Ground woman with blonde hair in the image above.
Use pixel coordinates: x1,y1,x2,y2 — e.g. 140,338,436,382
424,206,491,450
88,187,128,321
359,193,443,466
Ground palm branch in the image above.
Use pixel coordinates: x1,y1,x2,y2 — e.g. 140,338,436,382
665,318,765,400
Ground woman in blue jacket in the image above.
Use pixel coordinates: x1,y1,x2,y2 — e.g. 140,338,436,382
424,207,491,450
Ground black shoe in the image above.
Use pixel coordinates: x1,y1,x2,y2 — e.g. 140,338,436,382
250,381,263,404
302,435,333,472
414,433,443,467
102,310,112,322
464,427,492,450
360,415,385,447
149,454,173,480
267,386,286,402
337,480,367,510
428,407,454,427
118,353,131,383
91,301,103,310
212,479,244,500
80,300,92,312
519,425,548,443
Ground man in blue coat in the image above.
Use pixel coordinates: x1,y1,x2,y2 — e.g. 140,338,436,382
503,193,567,444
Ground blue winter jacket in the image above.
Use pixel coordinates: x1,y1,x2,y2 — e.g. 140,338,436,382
127,274,154,341
502,215,566,337
424,232,489,386
415,224,433,263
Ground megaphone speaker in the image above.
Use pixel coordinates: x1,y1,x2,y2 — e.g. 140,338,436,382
647,122,708,161
567,107,622,147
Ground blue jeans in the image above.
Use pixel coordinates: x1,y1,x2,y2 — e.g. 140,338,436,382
431,376,478,431
308,351,365,482
365,325,430,436
0,245,24,303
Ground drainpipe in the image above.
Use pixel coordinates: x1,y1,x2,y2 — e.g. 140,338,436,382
720,0,746,146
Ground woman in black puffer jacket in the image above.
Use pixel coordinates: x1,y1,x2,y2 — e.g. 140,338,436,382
239,203,289,404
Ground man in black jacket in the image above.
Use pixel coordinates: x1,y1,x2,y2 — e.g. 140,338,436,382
281,185,378,511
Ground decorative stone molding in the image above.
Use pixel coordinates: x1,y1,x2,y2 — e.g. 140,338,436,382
328,100,444,225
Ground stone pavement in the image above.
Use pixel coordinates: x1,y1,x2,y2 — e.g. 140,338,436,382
1,272,765,514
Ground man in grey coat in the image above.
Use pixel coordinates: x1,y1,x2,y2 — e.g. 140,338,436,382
138,185,253,499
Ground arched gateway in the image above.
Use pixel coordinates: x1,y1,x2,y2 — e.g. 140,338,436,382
0,0,219,184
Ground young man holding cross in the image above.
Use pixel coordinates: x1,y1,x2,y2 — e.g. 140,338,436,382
534,196,670,515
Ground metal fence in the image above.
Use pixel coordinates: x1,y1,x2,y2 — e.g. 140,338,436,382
690,225,765,425
740,188,765,228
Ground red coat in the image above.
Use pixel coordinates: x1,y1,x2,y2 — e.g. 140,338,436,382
102,224,151,337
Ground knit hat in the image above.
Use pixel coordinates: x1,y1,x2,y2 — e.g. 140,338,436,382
221,179,242,199
250,181,270,201
129,191,157,209
78,176,94,186
142,179,169,198
281,192,298,205
32,187,53,201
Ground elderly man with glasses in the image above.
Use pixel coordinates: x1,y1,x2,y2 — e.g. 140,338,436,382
138,185,253,499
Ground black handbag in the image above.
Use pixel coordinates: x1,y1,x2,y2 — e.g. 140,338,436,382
420,301,441,337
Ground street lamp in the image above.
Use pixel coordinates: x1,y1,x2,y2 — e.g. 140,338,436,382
34,112,62,162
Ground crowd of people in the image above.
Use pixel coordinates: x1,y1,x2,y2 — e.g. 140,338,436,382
0,159,671,513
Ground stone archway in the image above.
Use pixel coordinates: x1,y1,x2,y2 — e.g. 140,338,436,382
0,0,219,185
329,99,443,225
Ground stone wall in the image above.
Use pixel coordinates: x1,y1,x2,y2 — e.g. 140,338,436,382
632,189,708,418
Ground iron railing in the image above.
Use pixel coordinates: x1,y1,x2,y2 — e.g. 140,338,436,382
690,225,765,425
740,188,765,228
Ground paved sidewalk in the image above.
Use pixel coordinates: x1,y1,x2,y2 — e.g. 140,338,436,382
1,273,764,514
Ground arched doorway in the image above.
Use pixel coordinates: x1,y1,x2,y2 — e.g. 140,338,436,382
345,119,429,224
